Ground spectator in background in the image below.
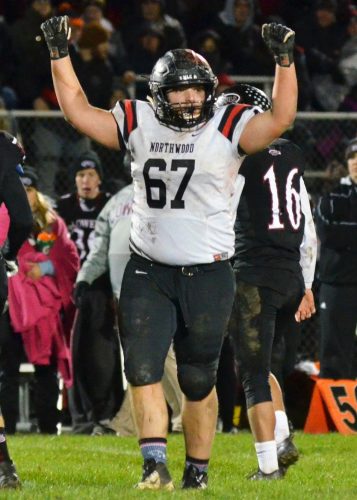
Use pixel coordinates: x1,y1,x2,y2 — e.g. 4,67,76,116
167,0,224,39
56,151,121,435
82,0,114,32
9,0,54,109
123,0,187,54
126,26,166,99
31,19,122,197
191,29,232,77
295,0,348,110
338,14,357,91
0,166,79,435
57,151,110,265
30,104,90,198
211,0,274,76
72,22,114,108
68,15,85,50
316,138,357,380
0,17,17,109
11,3,90,198
81,0,131,77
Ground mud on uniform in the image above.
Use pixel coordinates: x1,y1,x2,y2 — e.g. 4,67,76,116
112,99,260,400
229,139,316,407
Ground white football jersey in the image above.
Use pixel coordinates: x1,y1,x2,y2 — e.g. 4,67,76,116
112,99,258,265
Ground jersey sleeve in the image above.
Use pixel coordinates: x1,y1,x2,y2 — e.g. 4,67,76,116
217,104,262,157
111,99,138,150
299,178,317,289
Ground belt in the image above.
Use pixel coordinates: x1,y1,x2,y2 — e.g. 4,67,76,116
131,252,227,276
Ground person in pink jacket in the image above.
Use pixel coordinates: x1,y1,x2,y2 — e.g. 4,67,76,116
0,166,79,436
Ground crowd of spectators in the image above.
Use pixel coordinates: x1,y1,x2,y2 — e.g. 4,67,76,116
0,0,357,113
0,0,356,191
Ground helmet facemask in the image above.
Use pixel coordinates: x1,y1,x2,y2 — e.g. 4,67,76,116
154,83,216,130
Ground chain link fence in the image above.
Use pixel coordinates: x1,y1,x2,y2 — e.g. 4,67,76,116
1,108,357,363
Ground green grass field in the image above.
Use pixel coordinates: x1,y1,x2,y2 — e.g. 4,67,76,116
4,431,357,499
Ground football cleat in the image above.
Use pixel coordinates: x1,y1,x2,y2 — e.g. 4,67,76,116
135,458,174,491
248,467,285,481
182,464,208,489
277,434,299,468
0,461,21,489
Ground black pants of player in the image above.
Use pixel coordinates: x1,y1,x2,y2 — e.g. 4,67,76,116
229,276,303,408
319,283,357,379
0,312,60,434
71,282,123,432
118,253,235,401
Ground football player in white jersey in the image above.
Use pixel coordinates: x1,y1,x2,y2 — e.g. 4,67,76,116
41,15,297,490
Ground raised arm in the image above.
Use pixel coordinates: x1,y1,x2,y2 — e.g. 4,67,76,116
41,16,119,150
240,23,297,154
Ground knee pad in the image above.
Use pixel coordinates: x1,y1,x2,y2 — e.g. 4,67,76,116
241,371,271,408
125,361,162,387
178,364,216,401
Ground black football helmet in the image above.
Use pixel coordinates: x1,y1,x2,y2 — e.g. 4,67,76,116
149,48,218,130
216,83,271,112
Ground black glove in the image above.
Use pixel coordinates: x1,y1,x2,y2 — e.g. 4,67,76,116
73,281,90,308
262,22,295,67
40,15,71,60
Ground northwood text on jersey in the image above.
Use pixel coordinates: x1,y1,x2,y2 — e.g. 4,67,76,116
150,142,195,154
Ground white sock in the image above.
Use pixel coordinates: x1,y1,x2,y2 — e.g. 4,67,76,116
255,440,279,474
274,410,290,445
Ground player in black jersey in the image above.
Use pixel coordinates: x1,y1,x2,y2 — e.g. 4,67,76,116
219,85,317,480
57,150,110,266
56,151,122,435
0,131,33,489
